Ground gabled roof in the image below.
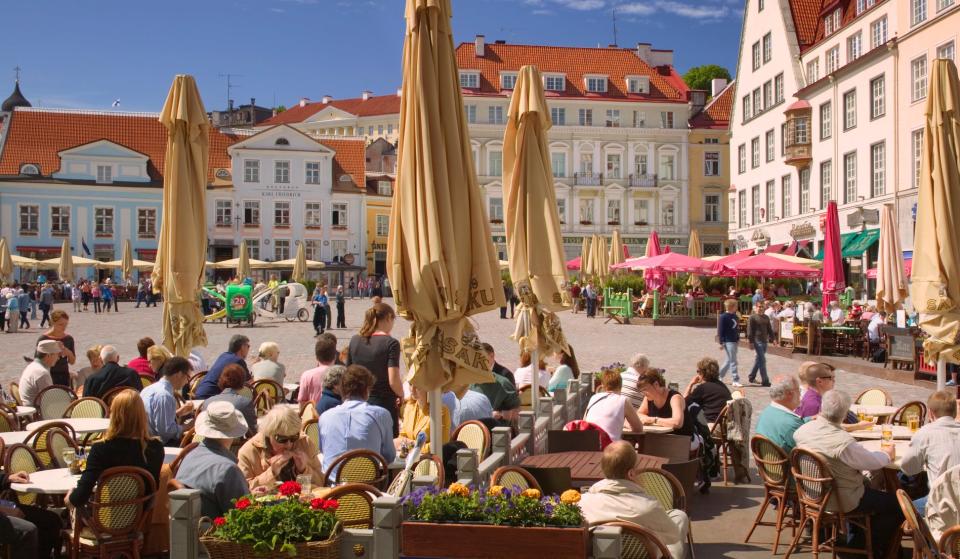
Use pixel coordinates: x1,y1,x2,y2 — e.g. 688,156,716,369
689,81,734,130
454,42,689,102
261,94,402,125
789,0,826,52
0,107,236,183
318,138,366,191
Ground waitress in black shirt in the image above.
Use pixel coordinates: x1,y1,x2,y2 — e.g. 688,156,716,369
37,309,76,387
683,357,732,423
345,303,403,436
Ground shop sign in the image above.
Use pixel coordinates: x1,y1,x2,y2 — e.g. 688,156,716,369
790,222,816,239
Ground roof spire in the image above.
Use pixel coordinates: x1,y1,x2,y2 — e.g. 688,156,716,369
2,69,32,112
13,66,21,83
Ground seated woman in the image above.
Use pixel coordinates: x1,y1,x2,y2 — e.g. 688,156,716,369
238,405,324,491
636,369,696,443
250,341,286,385
583,369,644,441
548,349,580,393
682,358,731,423
73,344,103,390
201,364,257,436
147,344,173,380
397,384,450,454
514,351,550,390
67,389,164,509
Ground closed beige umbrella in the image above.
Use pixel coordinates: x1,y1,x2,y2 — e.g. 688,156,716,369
58,238,74,283
876,204,908,314
237,239,252,279
911,59,960,387
292,241,308,282
152,75,209,357
686,228,703,289
120,239,134,281
580,236,592,280
593,235,609,285
503,65,571,399
0,238,12,283
388,0,506,444
609,229,625,268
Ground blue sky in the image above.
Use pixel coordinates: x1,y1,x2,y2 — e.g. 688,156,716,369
1,0,742,113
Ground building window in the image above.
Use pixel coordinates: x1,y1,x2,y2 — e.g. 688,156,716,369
377,181,392,196
738,144,746,174
751,137,760,169
605,109,620,127
305,202,321,227
799,168,810,213
606,153,621,179
870,142,885,197
51,206,70,235
544,75,564,91
633,199,649,224
705,138,719,144
328,240,346,260
556,198,566,223
847,32,862,63
774,73,784,104
465,104,476,123
304,162,321,185
742,95,752,122
781,123,787,156
869,76,886,120
937,41,956,61
704,194,720,222
738,190,747,228
579,198,595,224
912,129,924,189
274,161,290,183
459,72,479,88
137,208,156,239
871,16,888,49
215,200,232,227
763,81,772,109
781,174,792,218
660,111,674,128
331,202,348,228
96,165,112,184
843,90,857,130
488,150,502,176
762,32,772,63
580,153,594,174
551,152,566,177
627,77,648,93
632,111,645,127
765,130,775,162
912,0,927,25
766,180,775,221
661,200,675,226
704,152,720,176
938,0,955,10
607,199,621,224
820,159,833,207
751,185,761,224
387,124,394,135
94,207,114,236
634,154,648,176
244,160,259,183
302,239,319,261
19,205,38,234
245,239,260,260
488,106,504,125
586,77,607,93
501,73,517,90
856,0,877,14
376,214,389,237
820,101,832,140
243,200,260,226
844,152,857,203
489,197,503,222
273,239,289,261
806,59,820,83
752,89,761,115
826,46,839,74
795,116,809,144
752,41,761,71
274,201,290,227
759,0,765,10
578,109,593,126
912,56,928,102
550,107,565,126
659,154,676,180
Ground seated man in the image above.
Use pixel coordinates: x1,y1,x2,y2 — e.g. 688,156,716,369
82,345,143,400
318,365,396,474
315,364,345,416
194,335,251,399
298,334,338,404
470,353,521,426
0,469,63,559
579,440,689,559
175,401,250,519
900,390,960,513
18,340,60,406
793,390,903,557
926,463,960,543
140,356,195,446
452,383,493,427
755,374,804,453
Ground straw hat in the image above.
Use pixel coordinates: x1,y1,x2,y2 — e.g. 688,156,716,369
36,340,60,355
195,401,248,439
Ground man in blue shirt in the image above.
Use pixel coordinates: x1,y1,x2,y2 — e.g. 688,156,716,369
319,364,396,473
141,356,194,445
194,335,250,399
717,298,742,388
453,385,493,426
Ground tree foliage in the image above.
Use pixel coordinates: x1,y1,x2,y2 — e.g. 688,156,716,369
683,65,732,94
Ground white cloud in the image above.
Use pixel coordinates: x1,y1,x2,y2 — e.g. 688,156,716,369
553,0,607,9
657,1,728,18
617,2,656,15
528,0,732,20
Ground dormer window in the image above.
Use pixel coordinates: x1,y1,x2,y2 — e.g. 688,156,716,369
585,76,608,93
19,164,39,175
626,76,649,94
275,138,290,146
459,71,480,89
544,74,565,91
96,165,112,184
824,8,842,36
500,72,517,90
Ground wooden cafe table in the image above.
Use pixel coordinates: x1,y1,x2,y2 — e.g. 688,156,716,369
521,451,668,487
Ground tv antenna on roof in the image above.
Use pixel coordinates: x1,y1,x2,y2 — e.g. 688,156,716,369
612,6,618,47
218,73,243,110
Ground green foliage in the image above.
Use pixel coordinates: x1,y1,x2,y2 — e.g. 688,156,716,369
274,105,287,113
683,64,732,93
404,486,583,528
604,275,646,294
211,495,338,555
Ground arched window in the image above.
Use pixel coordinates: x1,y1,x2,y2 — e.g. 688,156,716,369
19,164,39,175
275,138,290,146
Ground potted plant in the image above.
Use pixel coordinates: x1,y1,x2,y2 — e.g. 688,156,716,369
201,481,342,558
580,220,593,225
490,218,504,224
607,220,620,226
401,484,588,559
634,220,648,226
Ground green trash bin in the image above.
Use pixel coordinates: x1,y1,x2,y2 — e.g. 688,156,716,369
225,284,255,327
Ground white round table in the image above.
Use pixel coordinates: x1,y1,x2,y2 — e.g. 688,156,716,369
859,439,910,470
850,404,898,417
640,424,675,434
164,446,182,465
10,468,79,495
26,418,110,434
283,383,299,394
852,424,914,440
15,406,36,418
0,431,28,444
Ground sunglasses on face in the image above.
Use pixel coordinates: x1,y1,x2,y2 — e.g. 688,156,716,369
274,434,299,444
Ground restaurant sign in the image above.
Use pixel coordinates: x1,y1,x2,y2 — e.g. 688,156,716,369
790,222,816,239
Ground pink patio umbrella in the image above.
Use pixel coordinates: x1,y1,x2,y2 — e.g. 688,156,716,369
644,230,666,291
565,256,582,271
723,253,821,280
612,252,721,274
821,201,845,310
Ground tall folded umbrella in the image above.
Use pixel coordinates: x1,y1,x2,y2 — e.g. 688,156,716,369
152,75,209,357
121,239,134,282
504,66,571,402
875,204,908,314
595,235,609,285
58,238,74,283
389,0,506,446
581,236,593,281
821,200,845,311
0,238,12,283
686,228,703,289
911,59,960,387
292,241,308,283
644,230,666,291
609,229,625,269
237,239,252,280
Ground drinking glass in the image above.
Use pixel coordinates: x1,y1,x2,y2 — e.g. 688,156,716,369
62,448,76,469
907,412,920,433
881,423,893,443
296,474,312,495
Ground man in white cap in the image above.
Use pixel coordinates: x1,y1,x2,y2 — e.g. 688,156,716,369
176,401,250,519
18,340,60,406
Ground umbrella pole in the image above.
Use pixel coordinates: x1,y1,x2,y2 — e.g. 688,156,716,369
938,357,946,392
429,387,444,453
531,349,540,413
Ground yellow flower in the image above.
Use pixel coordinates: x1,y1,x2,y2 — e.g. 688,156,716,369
521,488,541,499
448,483,470,497
487,485,504,497
560,490,581,504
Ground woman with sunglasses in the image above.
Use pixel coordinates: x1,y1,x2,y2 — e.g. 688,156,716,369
237,405,324,491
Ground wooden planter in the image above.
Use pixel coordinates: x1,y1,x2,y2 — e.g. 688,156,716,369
401,521,589,559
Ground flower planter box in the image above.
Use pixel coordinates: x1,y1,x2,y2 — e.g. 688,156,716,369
401,521,589,559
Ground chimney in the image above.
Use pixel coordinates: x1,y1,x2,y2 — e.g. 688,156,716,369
689,90,707,116
396,88,402,97
322,95,332,104
475,34,485,57
272,108,278,117
299,97,310,108
711,78,729,98
250,97,256,107
362,90,372,101
635,42,651,64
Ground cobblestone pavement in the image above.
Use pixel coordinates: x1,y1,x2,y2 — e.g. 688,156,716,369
0,299,930,557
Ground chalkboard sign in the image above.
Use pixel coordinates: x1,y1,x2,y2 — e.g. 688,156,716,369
780,320,794,344
885,326,915,364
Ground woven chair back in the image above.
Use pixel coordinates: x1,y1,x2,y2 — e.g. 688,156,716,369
101,386,130,407
939,525,960,558
454,420,491,460
790,448,834,515
855,388,892,406
35,385,76,420
490,466,541,492
302,419,320,449
324,483,380,529
325,450,388,489
89,467,155,536
413,455,444,487
9,382,22,406
601,521,673,559
5,444,42,505
187,373,206,398
751,436,790,489
65,397,108,419
0,409,16,433
891,401,927,427
896,489,940,557
634,468,685,511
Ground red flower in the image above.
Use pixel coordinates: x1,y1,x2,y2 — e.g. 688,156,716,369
310,498,324,510
235,497,251,510
213,517,226,527
278,481,302,497
322,499,339,511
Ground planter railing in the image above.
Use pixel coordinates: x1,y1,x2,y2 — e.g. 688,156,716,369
456,426,513,486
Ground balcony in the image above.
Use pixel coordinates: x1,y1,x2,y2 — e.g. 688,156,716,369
784,101,812,169
574,172,603,186
628,174,658,188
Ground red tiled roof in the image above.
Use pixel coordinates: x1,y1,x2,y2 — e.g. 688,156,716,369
319,138,366,191
0,108,236,183
261,94,401,125
788,0,826,51
689,81,734,129
455,42,688,102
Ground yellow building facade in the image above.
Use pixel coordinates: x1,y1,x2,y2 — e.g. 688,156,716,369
687,81,733,256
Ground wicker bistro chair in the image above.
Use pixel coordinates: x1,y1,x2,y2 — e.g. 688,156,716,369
25,421,80,468
323,483,382,529
517,385,549,410
139,376,154,389
34,385,77,420
9,382,22,407
855,388,893,407
0,406,18,433
895,489,941,559
186,372,206,398
744,436,799,554
454,420,492,461
709,405,735,485
323,449,389,490
302,418,320,449
4,444,44,506
413,454,444,487
890,401,928,428
70,466,157,559
64,397,108,419
785,448,876,559
252,379,284,406
489,466,542,492
939,525,960,558
598,521,675,559
100,386,131,408
634,468,695,558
